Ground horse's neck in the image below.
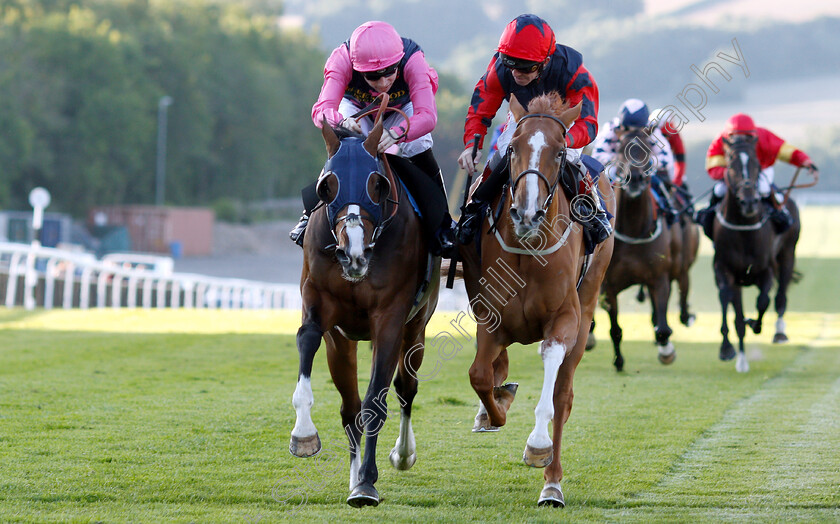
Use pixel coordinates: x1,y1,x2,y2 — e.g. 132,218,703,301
617,188,656,236
721,190,756,225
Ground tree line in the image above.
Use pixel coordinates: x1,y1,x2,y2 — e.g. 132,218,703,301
1,0,474,218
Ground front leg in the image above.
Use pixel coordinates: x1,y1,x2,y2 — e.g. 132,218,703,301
524,337,566,468
347,316,409,508
290,305,325,458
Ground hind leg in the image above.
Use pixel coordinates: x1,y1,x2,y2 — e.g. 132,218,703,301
650,277,675,365
773,245,797,344
324,331,363,490
603,288,624,372
389,332,424,470
678,264,696,327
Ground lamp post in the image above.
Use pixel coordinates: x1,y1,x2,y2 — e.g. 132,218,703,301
155,95,173,206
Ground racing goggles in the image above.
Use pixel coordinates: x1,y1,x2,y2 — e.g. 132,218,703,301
363,64,399,81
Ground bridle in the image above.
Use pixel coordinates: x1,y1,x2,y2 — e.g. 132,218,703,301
719,137,768,230
508,112,570,214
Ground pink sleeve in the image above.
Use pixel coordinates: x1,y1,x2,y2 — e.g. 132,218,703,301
311,46,353,128
398,51,438,141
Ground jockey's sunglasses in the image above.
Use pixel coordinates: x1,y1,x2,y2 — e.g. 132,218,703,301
363,64,399,81
499,55,541,73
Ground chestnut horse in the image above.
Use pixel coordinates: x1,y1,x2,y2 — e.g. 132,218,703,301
458,93,615,506
712,134,800,372
289,111,440,506
600,129,699,371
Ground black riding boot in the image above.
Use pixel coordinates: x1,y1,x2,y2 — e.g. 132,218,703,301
565,160,612,246
408,150,455,257
767,195,794,233
289,181,320,248
456,153,508,244
289,213,309,247
694,192,722,239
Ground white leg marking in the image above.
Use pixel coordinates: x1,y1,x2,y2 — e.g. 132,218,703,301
658,341,675,358
291,377,317,438
394,412,415,459
776,317,786,335
527,340,566,450
736,352,750,373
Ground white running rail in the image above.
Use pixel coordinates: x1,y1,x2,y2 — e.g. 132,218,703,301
0,241,301,311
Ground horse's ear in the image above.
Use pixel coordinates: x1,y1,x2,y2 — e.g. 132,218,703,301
364,119,383,156
560,102,582,130
509,94,526,122
321,117,340,157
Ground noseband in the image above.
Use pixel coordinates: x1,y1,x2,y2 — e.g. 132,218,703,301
508,113,570,213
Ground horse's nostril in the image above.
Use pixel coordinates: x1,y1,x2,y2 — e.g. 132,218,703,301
510,208,521,221
534,209,546,222
335,249,349,264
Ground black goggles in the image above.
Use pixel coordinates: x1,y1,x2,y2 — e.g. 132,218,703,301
499,54,541,73
363,64,399,81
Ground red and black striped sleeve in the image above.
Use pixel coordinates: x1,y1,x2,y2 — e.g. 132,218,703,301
463,56,506,150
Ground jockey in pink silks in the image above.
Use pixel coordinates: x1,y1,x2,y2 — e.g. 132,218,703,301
291,21,455,257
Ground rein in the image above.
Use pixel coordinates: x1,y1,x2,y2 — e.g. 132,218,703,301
614,216,664,244
715,207,769,231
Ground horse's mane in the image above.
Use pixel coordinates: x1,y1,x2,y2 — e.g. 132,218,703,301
526,92,569,116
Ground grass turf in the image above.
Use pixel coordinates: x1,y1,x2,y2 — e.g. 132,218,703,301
1,308,838,522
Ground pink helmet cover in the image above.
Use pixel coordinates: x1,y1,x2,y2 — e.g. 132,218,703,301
349,21,405,72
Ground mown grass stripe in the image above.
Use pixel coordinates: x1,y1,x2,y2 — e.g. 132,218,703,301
631,317,840,511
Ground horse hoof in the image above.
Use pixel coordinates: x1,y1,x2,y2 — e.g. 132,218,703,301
657,342,676,365
681,313,696,327
773,332,789,344
472,413,500,432
389,448,416,470
746,319,762,335
523,444,553,468
537,484,565,507
614,356,624,372
719,344,736,361
347,483,379,507
289,433,321,458
493,383,519,410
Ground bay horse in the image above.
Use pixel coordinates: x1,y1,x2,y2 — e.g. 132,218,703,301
599,129,699,371
712,134,800,373
289,105,440,506
458,93,615,507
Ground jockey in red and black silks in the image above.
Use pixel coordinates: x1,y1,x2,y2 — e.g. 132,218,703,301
694,112,819,237
463,41,599,152
456,13,611,248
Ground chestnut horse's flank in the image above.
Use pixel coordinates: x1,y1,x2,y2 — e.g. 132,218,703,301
711,134,800,373
289,108,440,507
599,129,699,371
458,92,615,506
